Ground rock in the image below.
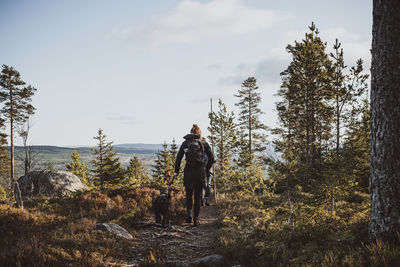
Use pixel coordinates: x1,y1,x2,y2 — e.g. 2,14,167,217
17,171,88,197
94,223,133,240
192,254,224,267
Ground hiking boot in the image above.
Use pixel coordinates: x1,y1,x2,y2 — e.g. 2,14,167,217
201,199,204,206
205,197,210,206
193,217,200,226
185,216,192,223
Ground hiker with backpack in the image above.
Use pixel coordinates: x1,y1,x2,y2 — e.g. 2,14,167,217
173,124,215,226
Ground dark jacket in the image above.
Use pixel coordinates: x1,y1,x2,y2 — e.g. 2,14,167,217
175,134,215,188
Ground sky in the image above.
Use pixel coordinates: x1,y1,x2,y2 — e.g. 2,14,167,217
0,0,372,147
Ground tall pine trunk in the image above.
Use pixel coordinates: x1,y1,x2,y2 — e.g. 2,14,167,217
9,88,14,196
370,0,400,241
248,89,252,162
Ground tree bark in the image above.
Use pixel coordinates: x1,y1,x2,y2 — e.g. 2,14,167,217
370,0,400,241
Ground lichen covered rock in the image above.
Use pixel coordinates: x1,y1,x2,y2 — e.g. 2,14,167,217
17,171,88,197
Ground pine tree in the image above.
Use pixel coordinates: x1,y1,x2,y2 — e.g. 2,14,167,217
0,65,36,196
66,149,90,186
125,156,150,186
331,39,347,159
208,99,237,191
91,129,123,190
234,77,268,168
343,96,370,192
275,23,334,188
318,41,370,211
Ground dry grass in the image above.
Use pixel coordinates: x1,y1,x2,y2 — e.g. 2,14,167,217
216,191,400,266
0,186,186,266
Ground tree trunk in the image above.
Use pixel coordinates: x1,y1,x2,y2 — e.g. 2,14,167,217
9,87,14,198
248,89,252,163
370,0,400,241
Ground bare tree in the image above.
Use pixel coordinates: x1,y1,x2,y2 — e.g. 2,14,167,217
17,120,40,197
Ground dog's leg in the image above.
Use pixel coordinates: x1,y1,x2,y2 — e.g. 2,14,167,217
155,210,162,224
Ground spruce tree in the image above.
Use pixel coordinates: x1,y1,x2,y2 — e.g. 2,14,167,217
0,65,36,196
208,99,237,191
169,138,183,181
234,77,267,168
126,156,150,186
66,149,90,186
152,142,172,185
91,129,123,190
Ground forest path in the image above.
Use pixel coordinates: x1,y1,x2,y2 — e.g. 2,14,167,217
129,204,220,266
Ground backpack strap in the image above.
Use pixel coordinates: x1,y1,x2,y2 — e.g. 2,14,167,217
197,139,205,156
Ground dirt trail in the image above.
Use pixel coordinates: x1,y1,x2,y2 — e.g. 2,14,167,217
129,204,220,265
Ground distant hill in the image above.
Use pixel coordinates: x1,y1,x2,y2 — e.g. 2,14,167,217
13,144,164,178
11,143,278,179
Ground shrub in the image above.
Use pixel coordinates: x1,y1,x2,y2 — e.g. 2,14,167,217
0,185,7,201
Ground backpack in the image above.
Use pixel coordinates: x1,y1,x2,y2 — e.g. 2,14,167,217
184,139,205,167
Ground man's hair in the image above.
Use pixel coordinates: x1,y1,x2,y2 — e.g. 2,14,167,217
190,124,202,136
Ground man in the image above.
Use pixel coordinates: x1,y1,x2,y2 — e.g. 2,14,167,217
174,124,215,226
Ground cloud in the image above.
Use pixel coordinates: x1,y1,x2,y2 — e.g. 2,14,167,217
323,27,361,42
219,56,289,86
119,0,285,45
206,63,221,70
107,113,136,125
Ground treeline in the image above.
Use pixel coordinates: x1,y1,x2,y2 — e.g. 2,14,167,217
202,23,369,209
0,23,370,204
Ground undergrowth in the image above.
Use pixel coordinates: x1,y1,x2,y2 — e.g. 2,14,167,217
216,190,400,266
0,186,185,266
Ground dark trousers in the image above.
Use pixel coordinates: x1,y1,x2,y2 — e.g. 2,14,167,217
186,183,203,218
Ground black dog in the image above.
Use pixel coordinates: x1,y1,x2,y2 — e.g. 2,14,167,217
152,188,171,227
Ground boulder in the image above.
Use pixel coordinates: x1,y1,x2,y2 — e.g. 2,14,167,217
192,254,224,267
17,171,88,197
94,223,133,240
